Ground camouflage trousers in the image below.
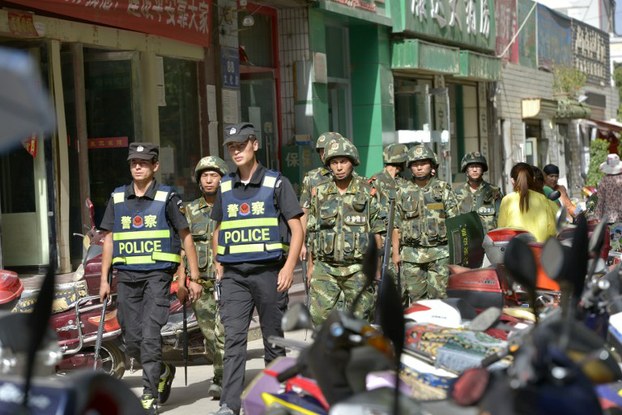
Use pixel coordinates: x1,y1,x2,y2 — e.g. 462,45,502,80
192,279,225,385
401,256,449,305
381,261,408,307
309,261,375,327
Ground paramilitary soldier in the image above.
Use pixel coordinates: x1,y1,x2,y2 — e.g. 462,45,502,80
368,143,409,286
391,143,459,304
455,152,502,232
176,156,228,400
368,143,409,206
299,132,343,272
99,142,203,414
307,137,385,326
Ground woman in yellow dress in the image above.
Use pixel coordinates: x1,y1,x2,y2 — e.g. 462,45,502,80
498,162,558,243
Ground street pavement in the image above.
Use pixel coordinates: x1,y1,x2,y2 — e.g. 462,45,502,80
126,327,311,414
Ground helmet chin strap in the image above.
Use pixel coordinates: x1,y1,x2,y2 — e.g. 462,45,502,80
414,174,431,181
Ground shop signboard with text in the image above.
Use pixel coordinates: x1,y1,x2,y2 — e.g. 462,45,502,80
572,20,609,86
393,0,496,52
4,0,212,46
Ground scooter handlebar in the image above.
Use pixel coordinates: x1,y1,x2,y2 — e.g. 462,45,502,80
276,361,304,383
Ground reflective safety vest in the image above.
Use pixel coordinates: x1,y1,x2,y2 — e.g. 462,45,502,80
216,170,287,263
111,185,181,271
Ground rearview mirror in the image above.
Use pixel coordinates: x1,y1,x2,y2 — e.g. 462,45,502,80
281,302,313,332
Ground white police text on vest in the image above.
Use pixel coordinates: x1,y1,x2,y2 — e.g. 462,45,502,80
119,240,162,255
223,228,271,244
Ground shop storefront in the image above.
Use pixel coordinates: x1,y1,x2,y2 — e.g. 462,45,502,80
0,3,210,272
390,0,500,185
303,0,394,177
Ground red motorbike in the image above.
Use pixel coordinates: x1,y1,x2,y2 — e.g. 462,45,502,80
2,199,211,380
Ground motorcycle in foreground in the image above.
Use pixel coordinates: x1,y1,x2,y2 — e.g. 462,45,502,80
4,199,212,380
242,236,423,415
5,200,127,379
449,217,622,415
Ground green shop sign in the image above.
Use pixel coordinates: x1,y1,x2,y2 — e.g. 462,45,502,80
393,0,496,52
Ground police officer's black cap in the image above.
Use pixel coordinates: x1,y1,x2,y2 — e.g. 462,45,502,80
223,123,257,146
127,142,159,161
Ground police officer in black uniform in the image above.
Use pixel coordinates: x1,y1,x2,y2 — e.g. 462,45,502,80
209,123,303,415
99,142,202,414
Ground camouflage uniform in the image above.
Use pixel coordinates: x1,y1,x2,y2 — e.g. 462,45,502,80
395,144,460,304
368,143,409,206
455,152,502,233
307,138,385,326
368,143,409,288
300,132,344,257
183,156,227,390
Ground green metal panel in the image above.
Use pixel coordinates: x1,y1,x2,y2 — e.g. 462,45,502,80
457,51,501,80
392,0,495,52
350,25,392,176
357,144,384,177
391,39,460,74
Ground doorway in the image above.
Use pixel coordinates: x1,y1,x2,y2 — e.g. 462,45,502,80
240,73,278,170
0,43,50,269
64,48,140,240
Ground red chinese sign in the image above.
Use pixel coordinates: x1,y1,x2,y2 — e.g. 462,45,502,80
5,0,212,46
8,11,39,37
88,136,129,149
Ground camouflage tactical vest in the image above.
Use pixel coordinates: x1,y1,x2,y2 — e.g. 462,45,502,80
455,181,502,232
185,197,217,278
397,178,459,248
312,176,376,266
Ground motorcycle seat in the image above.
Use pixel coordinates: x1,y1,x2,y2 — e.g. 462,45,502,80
13,280,89,314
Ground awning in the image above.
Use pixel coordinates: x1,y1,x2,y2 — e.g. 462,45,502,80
522,98,558,119
522,98,591,120
586,118,622,132
457,51,501,81
391,39,460,74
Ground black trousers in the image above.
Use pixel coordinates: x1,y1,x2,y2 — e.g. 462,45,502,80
219,264,288,412
117,274,171,396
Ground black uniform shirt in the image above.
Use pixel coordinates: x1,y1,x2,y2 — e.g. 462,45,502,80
211,163,302,270
100,179,189,281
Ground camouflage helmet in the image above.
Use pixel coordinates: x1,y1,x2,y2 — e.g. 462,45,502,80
316,132,343,150
383,143,408,164
324,137,360,166
194,156,229,182
407,143,438,166
461,151,488,173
